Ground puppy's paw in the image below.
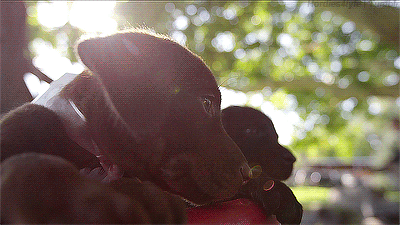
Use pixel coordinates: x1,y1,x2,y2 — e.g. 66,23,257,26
80,167,107,181
110,178,187,224
236,177,280,214
80,164,123,183
237,177,303,224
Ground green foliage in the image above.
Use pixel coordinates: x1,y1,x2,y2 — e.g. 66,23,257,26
26,1,399,162
162,2,398,160
291,186,330,209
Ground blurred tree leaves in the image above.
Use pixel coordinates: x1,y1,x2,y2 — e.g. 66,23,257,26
159,1,399,161
22,1,399,161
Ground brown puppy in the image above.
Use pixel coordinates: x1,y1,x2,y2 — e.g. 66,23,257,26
222,106,296,180
1,30,249,208
222,106,303,224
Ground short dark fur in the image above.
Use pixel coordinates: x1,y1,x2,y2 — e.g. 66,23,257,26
1,30,250,223
237,176,303,224
1,30,302,224
1,103,99,168
222,106,303,224
1,153,186,224
222,106,296,180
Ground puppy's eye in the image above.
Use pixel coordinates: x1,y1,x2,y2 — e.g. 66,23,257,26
202,97,213,115
245,128,267,137
245,128,257,134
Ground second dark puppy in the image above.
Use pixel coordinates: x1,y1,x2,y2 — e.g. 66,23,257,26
222,106,303,224
222,106,296,180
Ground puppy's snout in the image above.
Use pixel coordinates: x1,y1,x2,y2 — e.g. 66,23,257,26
283,151,296,164
239,163,251,184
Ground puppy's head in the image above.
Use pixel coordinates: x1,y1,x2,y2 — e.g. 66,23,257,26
222,106,296,180
76,29,250,204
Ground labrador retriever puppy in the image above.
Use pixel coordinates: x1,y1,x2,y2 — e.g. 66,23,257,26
222,106,296,180
1,29,250,202
222,106,302,224
1,29,251,223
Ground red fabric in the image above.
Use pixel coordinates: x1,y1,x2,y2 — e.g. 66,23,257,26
187,199,279,224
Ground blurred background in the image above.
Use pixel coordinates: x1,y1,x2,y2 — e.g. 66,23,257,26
1,1,399,224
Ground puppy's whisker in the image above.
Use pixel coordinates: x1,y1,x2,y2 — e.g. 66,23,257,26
218,78,230,88
217,74,243,89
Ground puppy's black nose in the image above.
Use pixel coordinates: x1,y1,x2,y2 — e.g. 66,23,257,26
239,163,251,184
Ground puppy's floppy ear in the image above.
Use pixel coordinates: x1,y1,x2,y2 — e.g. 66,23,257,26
76,34,142,75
